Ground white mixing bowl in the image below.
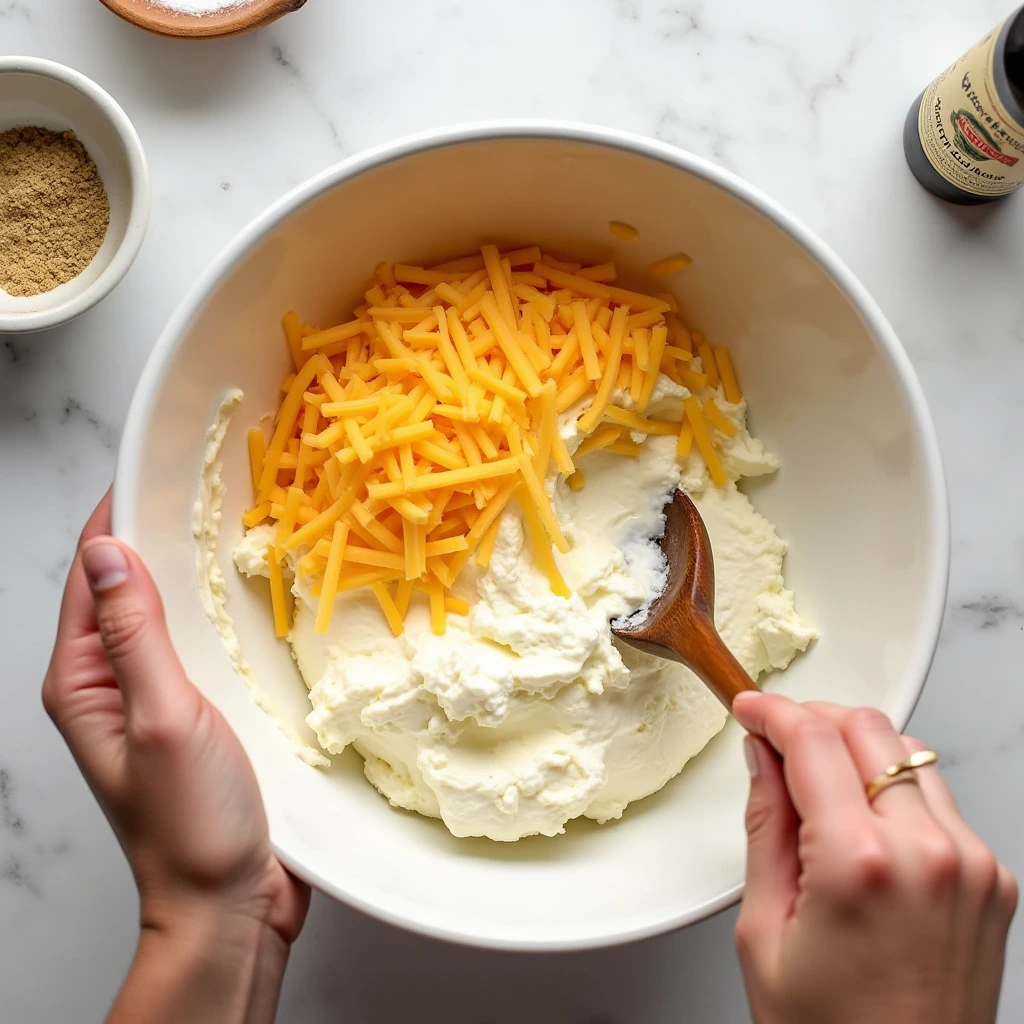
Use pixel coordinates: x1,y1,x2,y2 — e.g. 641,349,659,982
113,123,949,951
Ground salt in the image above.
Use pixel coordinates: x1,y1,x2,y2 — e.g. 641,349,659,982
611,499,672,631
151,0,255,14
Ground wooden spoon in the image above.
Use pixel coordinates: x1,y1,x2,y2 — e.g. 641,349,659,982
97,0,306,39
612,489,759,710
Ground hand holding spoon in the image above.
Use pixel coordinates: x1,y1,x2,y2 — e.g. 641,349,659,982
612,490,759,710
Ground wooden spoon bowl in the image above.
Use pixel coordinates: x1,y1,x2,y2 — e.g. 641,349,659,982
612,489,759,710
97,0,307,38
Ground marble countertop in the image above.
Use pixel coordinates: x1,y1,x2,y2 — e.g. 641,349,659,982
3,0,1023,1020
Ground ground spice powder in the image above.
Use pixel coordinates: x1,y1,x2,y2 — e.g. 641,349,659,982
0,127,110,297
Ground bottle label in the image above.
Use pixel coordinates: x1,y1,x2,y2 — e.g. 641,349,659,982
918,18,1024,197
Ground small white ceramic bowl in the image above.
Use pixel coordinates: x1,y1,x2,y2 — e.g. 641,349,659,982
114,123,949,951
0,57,149,333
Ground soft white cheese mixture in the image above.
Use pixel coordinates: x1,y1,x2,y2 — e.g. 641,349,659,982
194,389,328,768
224,371,817,841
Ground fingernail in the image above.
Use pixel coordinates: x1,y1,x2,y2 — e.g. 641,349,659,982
743,736,761,778
82,541,129,592
732,691,760,726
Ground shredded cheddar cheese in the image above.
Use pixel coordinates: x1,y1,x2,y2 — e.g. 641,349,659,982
248,429,266,494
702,398,738,438
684,397,726,487
608,220,640,243
370,581,405,636
695,333,719,389
648,253,693,276
267,545,290,638
247,244,744,637
715,346,742,404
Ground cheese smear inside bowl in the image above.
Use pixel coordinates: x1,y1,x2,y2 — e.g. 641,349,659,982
114,126,948,950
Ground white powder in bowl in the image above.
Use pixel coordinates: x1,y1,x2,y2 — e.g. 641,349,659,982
612,503,672,631
150,0,255,14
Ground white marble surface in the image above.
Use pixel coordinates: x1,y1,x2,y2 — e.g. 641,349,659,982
2,0,1023,1020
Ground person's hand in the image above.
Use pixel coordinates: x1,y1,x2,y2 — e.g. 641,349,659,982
43,492,309,1023
733,693,1017,1024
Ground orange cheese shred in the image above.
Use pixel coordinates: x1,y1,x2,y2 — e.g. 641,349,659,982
608,220,640,243
370,582,405,636
572,300,601,381
267,544,290,638
257,354,327,503
516,485,570,597
715,347,742,404
247,428,266,498
695,333,719,388
315,521,350,634
647,253,693,276
684,396,727,486
577,304,627,434
702,398,738,438
246,244,745,637
475,516,502,568
427,575,446,635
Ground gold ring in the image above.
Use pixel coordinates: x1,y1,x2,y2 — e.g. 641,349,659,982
865,749,939,803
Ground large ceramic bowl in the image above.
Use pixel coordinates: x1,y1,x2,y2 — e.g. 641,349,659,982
113,123,949,951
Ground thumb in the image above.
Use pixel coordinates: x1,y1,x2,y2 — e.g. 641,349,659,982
735,735,801,968
81,537,195,731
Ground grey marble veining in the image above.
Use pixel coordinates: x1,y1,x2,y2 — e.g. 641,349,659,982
1,0,1023,1021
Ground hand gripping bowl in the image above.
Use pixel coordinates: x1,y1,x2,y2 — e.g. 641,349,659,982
113,123,949,951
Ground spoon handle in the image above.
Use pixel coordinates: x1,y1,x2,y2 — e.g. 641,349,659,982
674,619,760,710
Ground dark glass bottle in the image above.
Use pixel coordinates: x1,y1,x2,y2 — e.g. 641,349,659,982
904,6,1024,204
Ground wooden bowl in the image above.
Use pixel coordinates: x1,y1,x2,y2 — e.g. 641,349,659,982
97,0,307,39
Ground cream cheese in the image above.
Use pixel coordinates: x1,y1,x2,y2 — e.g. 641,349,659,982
229,373,817,841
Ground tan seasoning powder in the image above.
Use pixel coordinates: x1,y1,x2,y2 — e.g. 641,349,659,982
0,127,110,297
